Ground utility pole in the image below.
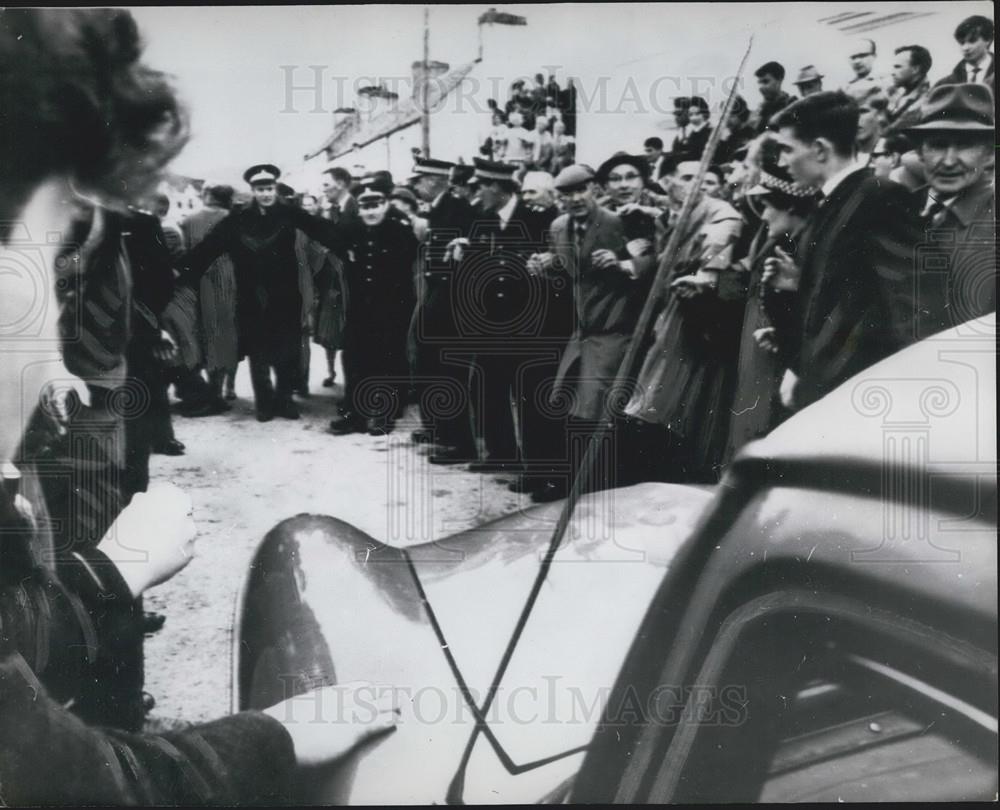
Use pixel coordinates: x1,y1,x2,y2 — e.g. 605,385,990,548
421,6,430,157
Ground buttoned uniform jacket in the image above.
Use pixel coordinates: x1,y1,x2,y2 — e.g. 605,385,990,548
934,53,995,91
416,190,475,342
452,198,554,344
763,168,923,409
337,214,418,326
916,178,996,338
549,206,656,422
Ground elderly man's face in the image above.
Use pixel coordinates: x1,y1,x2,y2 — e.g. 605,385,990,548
850,51,875,78
606,163,645,204
301,195,320,215
797,79,823,97
252,183,277,208
919,133,994,197
560,182,597,220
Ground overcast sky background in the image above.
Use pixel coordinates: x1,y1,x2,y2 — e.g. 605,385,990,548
129,2,990,186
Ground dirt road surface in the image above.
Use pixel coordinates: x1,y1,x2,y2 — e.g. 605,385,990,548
143,356,522,725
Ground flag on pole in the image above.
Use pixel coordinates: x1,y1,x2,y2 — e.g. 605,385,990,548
478,7,527,26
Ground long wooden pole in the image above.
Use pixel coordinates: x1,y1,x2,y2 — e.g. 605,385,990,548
445,36,756,802
421,6,430,157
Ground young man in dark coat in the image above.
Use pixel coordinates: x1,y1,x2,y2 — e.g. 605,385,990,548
765,90,923,411
935,15,995,91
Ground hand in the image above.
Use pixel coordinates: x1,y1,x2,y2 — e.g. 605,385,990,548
762,246,800,291
97,481,196,598
670,270,717,299
40,373,92,431
152,329,179,364
527,251,556,276
779,368,800,411
263,681,399,767
445,237,470,263
753,327,780,355
590,249,619,271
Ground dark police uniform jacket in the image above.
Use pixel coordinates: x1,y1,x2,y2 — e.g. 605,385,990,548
454,198,559,345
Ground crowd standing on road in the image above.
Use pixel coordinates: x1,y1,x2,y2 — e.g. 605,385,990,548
0,7,995,804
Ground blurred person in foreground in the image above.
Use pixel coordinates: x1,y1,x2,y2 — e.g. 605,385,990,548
0,8,396,804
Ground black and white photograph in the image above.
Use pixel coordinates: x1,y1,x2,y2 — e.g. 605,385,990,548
0,2,996,804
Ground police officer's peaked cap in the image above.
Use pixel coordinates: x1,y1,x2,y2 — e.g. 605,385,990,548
357,172,392,201
472,157,518,183
243,164,281,186
449,163,475,185
413,157,455,177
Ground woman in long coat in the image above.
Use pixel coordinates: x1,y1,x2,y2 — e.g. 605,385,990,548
623,187,744,483
723,165,817,465
180,184,239,401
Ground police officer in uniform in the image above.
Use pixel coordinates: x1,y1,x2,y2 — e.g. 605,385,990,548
408,157,478,461
452,158,553,473
178,164,345,421
328,175,419,436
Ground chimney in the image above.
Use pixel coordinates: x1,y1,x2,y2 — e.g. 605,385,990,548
411,59,450,109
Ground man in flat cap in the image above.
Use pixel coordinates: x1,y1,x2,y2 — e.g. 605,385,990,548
328,174,418,436
408,157,478,459
907,83,996,336
450,157,555,474
177,163,347,421
524,163,656,501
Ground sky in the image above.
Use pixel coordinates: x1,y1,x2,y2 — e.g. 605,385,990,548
129,2,991,187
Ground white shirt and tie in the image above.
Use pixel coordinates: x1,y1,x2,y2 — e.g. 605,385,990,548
964,52,992,84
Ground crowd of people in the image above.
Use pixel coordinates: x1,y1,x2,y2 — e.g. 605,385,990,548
1,6,995,804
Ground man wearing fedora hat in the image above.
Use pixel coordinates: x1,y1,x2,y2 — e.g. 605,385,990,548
793,65,825,98
907,83,996,337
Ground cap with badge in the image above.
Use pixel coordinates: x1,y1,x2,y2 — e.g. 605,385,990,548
413,157,455,178
243,163,281,186
553,164,596,192
356,172,392,204
449,163,475,187
472,157,518,185
744,159,817,202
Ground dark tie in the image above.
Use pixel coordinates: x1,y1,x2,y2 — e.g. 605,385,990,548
969,65,980,83
925,199,948,227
